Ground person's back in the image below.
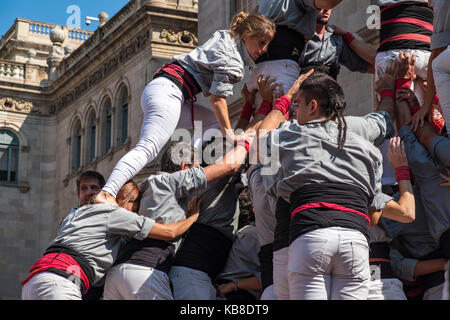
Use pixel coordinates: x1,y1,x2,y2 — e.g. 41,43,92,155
169,173,241,300
271,118,384,205
258,72,392,300
21,201,155,300
169,139,243,300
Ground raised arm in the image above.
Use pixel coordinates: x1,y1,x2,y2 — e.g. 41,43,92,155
203,129,255,183
408,47,446,132
333,25,376,67
381,137,415,223
257,70,314,138
211,94,236,142
375,59,396,122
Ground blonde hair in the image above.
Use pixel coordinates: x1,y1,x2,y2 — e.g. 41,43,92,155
229,11,275,39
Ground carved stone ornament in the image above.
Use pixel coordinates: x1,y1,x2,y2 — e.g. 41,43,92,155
160,29,198,46
0,98,40,114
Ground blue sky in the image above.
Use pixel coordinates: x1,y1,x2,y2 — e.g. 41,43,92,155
1,0,130,37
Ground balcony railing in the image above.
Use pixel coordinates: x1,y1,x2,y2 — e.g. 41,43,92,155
0,60,25,80
1,18,94,48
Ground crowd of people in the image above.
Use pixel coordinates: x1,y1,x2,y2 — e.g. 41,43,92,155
20,0,449,300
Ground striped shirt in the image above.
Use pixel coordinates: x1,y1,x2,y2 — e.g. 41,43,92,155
372,1,433,52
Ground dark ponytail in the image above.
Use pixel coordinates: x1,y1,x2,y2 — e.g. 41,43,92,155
300,73,347,152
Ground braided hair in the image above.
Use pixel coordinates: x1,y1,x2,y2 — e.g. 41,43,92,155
300,73,347,152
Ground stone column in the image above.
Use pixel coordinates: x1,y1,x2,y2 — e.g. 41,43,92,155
47,26,66,82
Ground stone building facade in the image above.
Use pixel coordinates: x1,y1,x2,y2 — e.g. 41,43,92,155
0,0,379,299
0,0,198,299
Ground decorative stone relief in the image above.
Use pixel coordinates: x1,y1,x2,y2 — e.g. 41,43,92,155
160,29,198,46
0,97,40,114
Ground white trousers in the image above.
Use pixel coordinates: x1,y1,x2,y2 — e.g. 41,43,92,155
21,271,82,300
287,227,370,300
367,278,407,300
424,283,445,300
375,49,431,186
260,284,277,300
273,247,289,300
246,59,300,110
169,266,216,300
102,77,218,197
432,46,450,133
103,263,173,300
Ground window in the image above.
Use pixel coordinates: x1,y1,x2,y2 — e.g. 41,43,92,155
86,110,96,164
71,120,82,173
100,98,112,156
118,86,128,145
0,130,19,183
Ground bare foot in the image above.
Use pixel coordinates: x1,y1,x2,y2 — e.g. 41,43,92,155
93,190,118,206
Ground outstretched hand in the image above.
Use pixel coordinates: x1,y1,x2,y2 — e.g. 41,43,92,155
395,51,416,81
257,75,279,102
285,69,315,100
407,104,432,132
375,60,396,94
386,137,408,168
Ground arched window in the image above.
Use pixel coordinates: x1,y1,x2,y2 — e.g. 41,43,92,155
86,110,96,164
100,97,112,156
71,120,82,173
117,86,128,145
0,130,19,183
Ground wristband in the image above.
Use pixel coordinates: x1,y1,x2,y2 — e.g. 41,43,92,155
433,93,439,105
237,140,251,153
240,103,253,121
395,166,411,181
273,95,291,115
380,90,395,100
343,32,355,45
395,78,411,91
257,100,272,116
432,114,445,134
